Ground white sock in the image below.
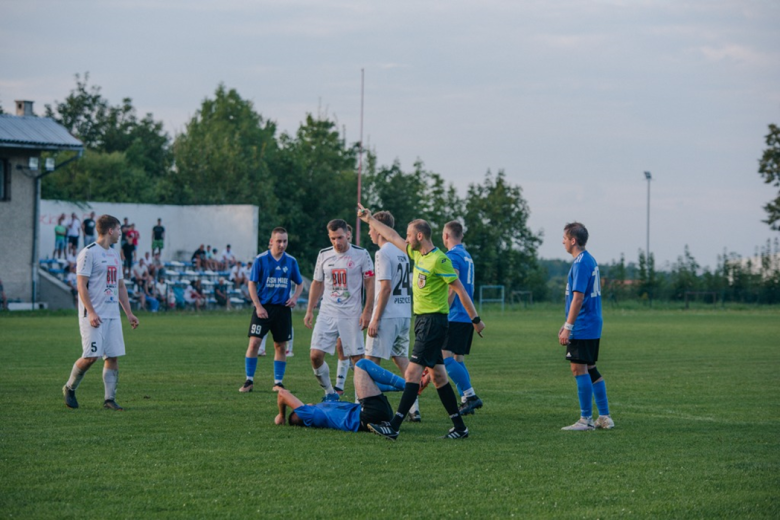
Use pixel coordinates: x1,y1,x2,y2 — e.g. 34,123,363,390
409,397,420,414
314,362,334,395
463,388,476,398
66,362,86,390
336,359,350,389
103,368,118,401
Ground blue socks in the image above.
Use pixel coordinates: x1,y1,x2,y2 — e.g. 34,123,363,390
575,374,593,418
246,356,286,385
274,361,286,384
592,380,610,416
355,359,405,391
245,357,258,380
444,357,472,395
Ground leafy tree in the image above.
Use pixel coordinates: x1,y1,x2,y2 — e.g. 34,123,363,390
669,246,701,300
636,250,660,302
463,170,544,298
170,85,279,241
269,115,358,272
758,123,780,231
43,73,171,202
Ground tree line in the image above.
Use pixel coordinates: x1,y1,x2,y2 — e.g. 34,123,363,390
35,74,778,305
39,74,546,298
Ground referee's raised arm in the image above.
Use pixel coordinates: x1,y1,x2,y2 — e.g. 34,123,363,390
357,204,407,253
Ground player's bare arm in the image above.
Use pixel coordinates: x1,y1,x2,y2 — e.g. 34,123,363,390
77,275,101,328
117,279,139,329
357,204,406,253
248,280,268,318
360,274,376,330
304,280,325,329
448,268,460,307
286,282,304,309
559,291,584,345
368,278,391,338
451,279,485,336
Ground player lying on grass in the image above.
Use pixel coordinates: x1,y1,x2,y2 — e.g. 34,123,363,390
273,359,405,432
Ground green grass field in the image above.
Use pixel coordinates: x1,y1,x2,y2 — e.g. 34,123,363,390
1,307,779,519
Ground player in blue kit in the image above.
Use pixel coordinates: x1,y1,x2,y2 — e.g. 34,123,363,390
441,221,483,415
239,227,304,392
557,222,614,431
273,359,406,431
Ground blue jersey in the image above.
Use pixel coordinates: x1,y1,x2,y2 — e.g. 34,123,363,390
565,250,603,339
249,251,303,305
447,244,475,323
293,401,361,432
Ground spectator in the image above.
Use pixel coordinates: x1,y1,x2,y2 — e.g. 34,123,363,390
65,243,78,270
155,274,172,310
222,244,237,268
0,277,7,310
184,279,206,311
229,261,245,286
129,224,140,262
121,220,136,277
215,277,231,310
82,211,96,248
66,212,81,251
53,214,67,259
152,218,165,255
151,252,165,279
191,244,207,270
132,258,149,286
65,265,79,305
142,277,160,312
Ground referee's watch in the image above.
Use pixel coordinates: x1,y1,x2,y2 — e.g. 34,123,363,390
471,316,481,324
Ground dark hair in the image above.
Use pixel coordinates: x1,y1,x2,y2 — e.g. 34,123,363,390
409,219,432,240
96,215,121,236
327,219,348,233
288,411,304,426
444,220,463,240
271,227,288,236
564,222,589,247
373,211,395,228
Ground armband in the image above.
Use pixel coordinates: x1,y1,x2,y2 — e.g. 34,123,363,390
563,322,574,331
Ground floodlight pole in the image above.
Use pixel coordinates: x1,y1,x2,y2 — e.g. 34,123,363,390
355,68,364,246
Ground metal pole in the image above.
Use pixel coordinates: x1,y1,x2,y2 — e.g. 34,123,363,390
644,171,652,257
355,68,364,246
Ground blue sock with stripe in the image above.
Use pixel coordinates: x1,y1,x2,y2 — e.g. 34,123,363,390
444,357,471,396
355,359,405,391
245,357,258,380
575,374,593,418
592,380,610,416
273,361,286,384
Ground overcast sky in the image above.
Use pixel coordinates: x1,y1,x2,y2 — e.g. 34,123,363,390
2,0,778,267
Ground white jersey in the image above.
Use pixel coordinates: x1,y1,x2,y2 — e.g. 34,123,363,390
372,242,411,320
313,244,374,318
76,243,123,319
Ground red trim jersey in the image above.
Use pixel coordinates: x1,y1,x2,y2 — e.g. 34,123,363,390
76,243,123,319
313,244,374,318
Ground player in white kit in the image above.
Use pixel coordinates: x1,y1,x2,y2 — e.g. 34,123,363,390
364,211,421,421
304,219,375,400
62,215,139,410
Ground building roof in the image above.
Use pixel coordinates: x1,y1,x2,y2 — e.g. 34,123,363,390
0,114,84,151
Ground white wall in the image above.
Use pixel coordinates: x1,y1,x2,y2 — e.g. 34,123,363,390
40,200,259,265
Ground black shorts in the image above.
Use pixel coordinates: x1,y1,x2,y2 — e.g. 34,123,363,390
68,236,79,248
410,313,448,368
566,338,600,365
247,304,292,343
443,321,475,356
358,394,393,431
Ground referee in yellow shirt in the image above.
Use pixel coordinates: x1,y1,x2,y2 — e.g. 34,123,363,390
358,204,486,440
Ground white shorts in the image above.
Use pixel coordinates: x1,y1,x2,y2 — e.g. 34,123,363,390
311,315,365,357
365,317,411,360
79,317,125,359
